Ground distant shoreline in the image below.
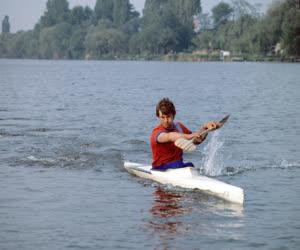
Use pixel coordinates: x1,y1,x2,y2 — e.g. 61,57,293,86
1,53,300,63
162,54,300,63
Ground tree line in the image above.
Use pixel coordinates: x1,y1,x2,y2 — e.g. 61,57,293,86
0,0,299,60
194,0,300,59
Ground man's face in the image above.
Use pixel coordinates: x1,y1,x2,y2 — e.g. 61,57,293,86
158,110,174,129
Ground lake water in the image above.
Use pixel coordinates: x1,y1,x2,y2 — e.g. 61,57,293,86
0,59,299,249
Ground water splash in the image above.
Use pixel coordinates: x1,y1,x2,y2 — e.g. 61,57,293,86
270,159,300,169
201,130,224,176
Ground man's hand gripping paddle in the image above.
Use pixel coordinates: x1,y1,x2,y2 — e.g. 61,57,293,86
174,115,230,152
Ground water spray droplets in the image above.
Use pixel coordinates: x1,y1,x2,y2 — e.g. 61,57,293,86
201,130,224,176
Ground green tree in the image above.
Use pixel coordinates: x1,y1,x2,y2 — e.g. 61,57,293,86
192,31,213,50
0,33,11,56
233,14,257,38
170,0,201,25
210,0,259,52
128,33,142,54
231,0,260,19
128,3,140,20
281,4,300,56
246,20,275,54
39,22,72,59
2,15,10,33
140,11,182,54
142,0,201,53
212,22,232,50
85,25,128,58
257,0,300,57
97,19,114,29
40,0,69,27
6,31,39,58
144,0,201,25
143,0,169,25
68,28,87,59
121,17,141,36
94,0,139,26
94,0,114,21
212,2,233,27
69,6,92,26
113,0,130,26
140,24,177,54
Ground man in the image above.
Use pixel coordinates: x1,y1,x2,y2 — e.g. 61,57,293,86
150,98,220,171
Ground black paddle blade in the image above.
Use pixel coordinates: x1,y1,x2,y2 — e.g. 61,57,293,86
219,114,230,126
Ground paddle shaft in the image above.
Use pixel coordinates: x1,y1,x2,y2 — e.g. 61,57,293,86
192,115,230,142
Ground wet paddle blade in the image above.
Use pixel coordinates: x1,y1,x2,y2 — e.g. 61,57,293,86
219,114,230,127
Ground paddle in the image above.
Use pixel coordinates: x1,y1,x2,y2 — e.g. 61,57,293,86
174,115,230,152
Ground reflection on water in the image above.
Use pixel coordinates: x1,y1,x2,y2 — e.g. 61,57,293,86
208,200,245,218
147,188,192,236
150,188,192,218
146,187,245,243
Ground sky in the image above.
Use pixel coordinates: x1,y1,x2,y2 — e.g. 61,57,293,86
0,0,274,32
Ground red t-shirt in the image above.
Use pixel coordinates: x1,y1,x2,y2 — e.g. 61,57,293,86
150,122,191,168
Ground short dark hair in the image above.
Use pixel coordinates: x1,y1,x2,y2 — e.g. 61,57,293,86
156,98,176,117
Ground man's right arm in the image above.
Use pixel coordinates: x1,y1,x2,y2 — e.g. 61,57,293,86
156,121,221,144
157,132,200,143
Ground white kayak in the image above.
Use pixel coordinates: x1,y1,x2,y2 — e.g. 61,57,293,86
124,161,244,205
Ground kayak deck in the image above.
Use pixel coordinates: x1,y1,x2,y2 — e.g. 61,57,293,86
124,161,244,205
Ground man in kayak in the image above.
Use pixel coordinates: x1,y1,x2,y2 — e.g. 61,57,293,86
150,98,220,171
